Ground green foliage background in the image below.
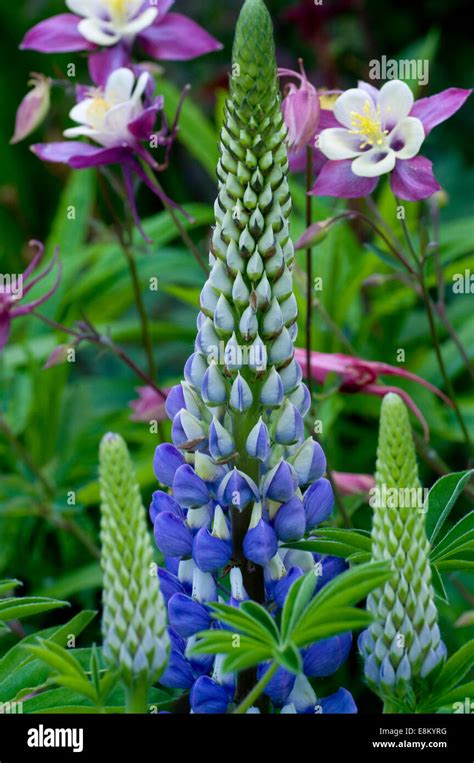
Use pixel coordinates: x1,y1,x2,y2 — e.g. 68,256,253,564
0,0,472,712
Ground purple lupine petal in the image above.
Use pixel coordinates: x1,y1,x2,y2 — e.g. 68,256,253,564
410,88,472,135
390,155,441,201
88,44,130,87
20,14,93,53
139,13,222,61
190,676,230,714
165,384,186,420
173,464,210,509
274,497,306,542
168,592,211,637
149,490,183,523
316,555,348,591
153,442,185,487
310,159,378,198
154,512,194,558
243,519,278,566
157,568,185,604
160,648,195,689
303,477,334,531
304,633,352,677
273,566,304,608
192,528,232,572
319,687,357,714
258,663,295,706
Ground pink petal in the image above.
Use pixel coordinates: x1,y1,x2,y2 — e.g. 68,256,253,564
310,159,379,198
20,14,93,53
390,155,440,201
139,13,222,61
332,471,375,496
31,142,130,168
129,386,168,422
368,361,453,408
410,88,472,135
88,45,130,87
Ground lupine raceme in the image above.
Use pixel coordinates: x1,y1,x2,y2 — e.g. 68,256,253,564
100,432,170,713
359,393,446,711
151,0,355,714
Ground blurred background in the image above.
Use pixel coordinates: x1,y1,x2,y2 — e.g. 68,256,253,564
0,0,472,712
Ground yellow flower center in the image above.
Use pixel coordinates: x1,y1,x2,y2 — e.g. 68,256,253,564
349,101,388,149
86,89,111,125
105,0,130,23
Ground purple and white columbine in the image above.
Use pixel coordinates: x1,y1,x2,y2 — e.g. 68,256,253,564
20,1,222,81
312,79,471,201
31,67,184,238
0,241,61,352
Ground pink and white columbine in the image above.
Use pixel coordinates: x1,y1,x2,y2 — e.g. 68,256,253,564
20,1,222,84
312,79,471,201
32,67,184,238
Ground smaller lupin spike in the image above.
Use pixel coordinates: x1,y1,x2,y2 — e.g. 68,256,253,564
99,433,169,708
359,394,446,708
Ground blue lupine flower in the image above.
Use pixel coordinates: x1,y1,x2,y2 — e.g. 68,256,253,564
150,0,355,714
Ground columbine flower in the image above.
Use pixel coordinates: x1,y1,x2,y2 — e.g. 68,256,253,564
295,348,452,441
279,60,320,153
150,0,356,715
10,74,51,145
0,241,61,352
312,80,471,200
31,67,183,238
20,1,222,79
129,385,167,421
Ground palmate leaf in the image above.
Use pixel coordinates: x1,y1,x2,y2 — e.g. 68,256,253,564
431,641,474,696
283,529,372,562
424,469,473,544
292,608,373,649
280,569,318,641
26,640,88,681
420,681,474,713
208,602,279,646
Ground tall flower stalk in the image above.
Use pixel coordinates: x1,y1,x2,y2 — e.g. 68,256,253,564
99,432,169,713
151,0,355,714
359,393,446,712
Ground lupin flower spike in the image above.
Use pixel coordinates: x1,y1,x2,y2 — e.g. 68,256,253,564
359,393,446,711
99,433,169,712
152,0,355,714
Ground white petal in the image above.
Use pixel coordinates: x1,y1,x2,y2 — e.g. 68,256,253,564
122,7,158,37
318,127,365,159
63,125,99,139
105,67,135,103
78,17,120,45
379,80,414,131
103,101,135,137
334,88,377,129
66,0,102,17
69,98,95,126
388,116,425,159
132,71,151,104
351,147,396,177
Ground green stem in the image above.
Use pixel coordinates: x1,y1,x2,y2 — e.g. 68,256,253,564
125,679,149,714
233,661,278,714
140,162,208,275
121,239,157,382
